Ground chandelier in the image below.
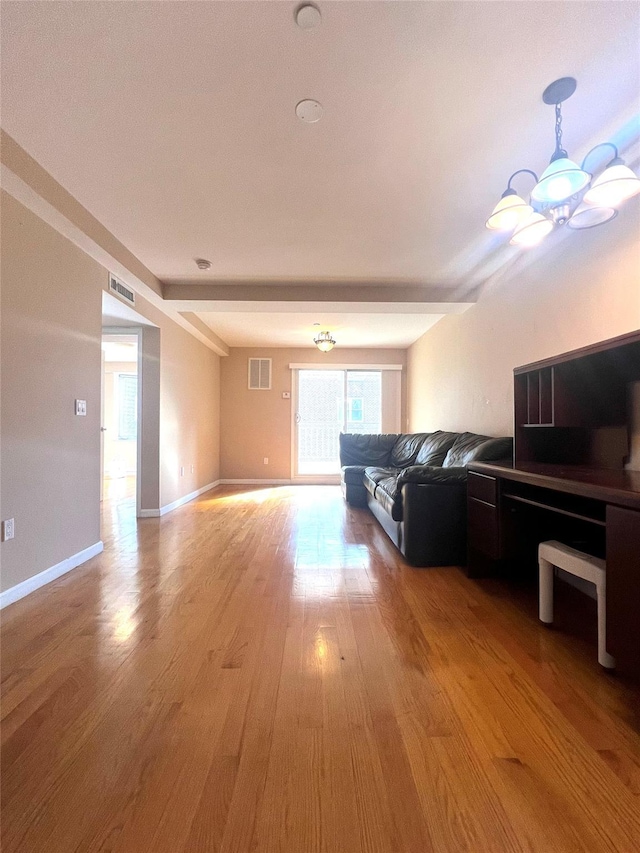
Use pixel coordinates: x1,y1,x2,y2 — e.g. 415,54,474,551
486,77,640,247
313,330,336,352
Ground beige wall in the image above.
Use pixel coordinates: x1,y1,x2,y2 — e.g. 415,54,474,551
1,191,103,592
1,191,221,594
220,347,406,480
407,207,640,438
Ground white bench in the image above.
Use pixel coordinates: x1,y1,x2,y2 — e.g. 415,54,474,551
538,540,615,669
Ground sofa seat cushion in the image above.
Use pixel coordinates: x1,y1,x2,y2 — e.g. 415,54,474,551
341,465,368,485
363,467,403,520
363,466,397,496
339,433,399,467
390,433,434,468
443,432,514,467
414,431,459,466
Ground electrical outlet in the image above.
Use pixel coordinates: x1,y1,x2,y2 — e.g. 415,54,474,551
2,518,15,542
263,457,269,465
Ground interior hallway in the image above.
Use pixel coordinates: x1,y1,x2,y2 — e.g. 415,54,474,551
2,485,640,852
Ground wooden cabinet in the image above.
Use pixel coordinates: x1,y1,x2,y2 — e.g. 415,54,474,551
514,331,640,467
606,506,640,679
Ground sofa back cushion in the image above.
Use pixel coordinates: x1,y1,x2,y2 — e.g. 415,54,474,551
390,433,433,468
414,431,459,466
339,433,399,467
443,433,513,467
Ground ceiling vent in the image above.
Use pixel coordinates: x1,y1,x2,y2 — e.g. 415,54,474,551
248,358,272,390
109,274,135,306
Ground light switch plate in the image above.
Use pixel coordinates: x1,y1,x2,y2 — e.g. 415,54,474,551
75,399,87,416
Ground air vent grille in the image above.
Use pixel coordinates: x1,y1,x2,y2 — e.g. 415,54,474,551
109,274,135,306
248,358,272,390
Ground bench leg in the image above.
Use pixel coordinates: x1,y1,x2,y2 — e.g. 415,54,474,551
596,581,616,669
539,557,554,624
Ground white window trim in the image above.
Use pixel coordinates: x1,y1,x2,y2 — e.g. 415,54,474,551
288,363,402,371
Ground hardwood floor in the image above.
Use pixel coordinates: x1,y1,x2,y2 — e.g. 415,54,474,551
2,484,639,852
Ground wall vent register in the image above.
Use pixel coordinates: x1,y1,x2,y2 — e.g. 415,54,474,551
109,274,135,306
248,358,272,390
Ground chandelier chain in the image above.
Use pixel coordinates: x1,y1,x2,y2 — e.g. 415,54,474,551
555,102,563,154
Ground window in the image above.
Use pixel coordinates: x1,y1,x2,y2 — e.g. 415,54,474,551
118,374,138,440
348,398,364,422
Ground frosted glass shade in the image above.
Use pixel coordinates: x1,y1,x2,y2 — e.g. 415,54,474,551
566,203,617,230
314,331,336,352
509,212,554,247
531,158,590,203
583,164,640,207
485,194,533,231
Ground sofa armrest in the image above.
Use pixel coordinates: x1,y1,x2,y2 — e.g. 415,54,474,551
398,465,468,485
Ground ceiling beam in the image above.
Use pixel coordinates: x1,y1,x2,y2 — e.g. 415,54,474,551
163,282,481,307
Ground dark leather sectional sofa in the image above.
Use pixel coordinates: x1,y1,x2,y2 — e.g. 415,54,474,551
340,431,512,567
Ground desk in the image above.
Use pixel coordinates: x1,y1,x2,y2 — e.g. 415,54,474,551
467,461,640,679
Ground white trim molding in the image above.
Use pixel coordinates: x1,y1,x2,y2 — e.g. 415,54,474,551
139,480,220,518
220,479,293,486
0,541,104,610
220,478,340,486
288,363,403,371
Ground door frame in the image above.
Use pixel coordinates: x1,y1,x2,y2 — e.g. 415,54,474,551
290,368,342,484
101,326,143,516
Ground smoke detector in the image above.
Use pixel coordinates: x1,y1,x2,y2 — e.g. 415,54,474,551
296,4,322,29
195,258,212,270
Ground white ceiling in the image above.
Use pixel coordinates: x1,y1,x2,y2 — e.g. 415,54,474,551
2,1,639,348
199,311,444,349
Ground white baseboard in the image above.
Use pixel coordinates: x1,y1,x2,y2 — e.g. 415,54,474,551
220,478,293,485
220,479,340,486
0,540,104,610
139,480,221,518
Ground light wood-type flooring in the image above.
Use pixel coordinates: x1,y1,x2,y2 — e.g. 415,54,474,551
2,483,640,852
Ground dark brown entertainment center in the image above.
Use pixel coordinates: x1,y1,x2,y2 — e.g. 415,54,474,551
467,330,640,679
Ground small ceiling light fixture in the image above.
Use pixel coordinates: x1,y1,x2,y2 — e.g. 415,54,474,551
295,3,322,29
313,330,336,352
486,77,640,247
195,258,212,270
296,99,323,123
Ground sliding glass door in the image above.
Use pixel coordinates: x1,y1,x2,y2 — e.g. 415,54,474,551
294,370,382,477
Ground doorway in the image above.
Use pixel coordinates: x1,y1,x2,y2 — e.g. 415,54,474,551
293,369,383,478
101,332,141,519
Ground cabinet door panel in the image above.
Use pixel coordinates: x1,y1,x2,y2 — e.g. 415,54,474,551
606,506,640,678
468,497,499,559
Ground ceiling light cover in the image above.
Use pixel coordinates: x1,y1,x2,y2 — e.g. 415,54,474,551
583,163,640,207
566,202,617,230
486,193,533,231
296,99,323,123
531,158,590,203
296,4,322,29
509,212,554,247
314,330,336,352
